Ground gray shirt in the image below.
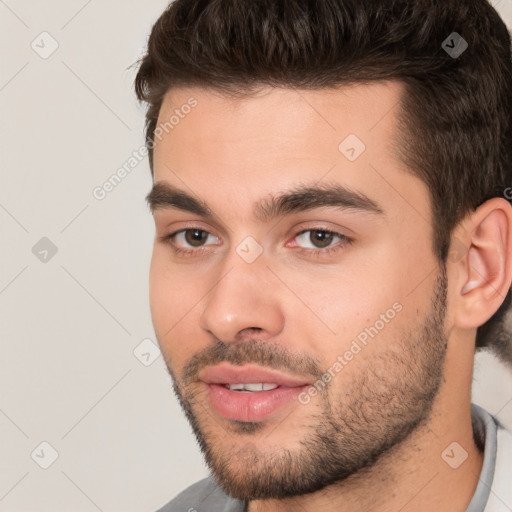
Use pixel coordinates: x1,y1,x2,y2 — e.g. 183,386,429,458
156,404,501,512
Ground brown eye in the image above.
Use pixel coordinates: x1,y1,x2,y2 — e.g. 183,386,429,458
295,229,342,249
308,230,335,248
184,229,209,247
163,228,221,253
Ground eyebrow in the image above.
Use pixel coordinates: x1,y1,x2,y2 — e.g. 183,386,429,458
145,181,384,222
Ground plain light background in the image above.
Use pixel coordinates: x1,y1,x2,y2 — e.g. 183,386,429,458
1,1,512,510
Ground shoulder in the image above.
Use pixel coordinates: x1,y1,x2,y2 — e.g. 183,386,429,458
484,416,512,512
154,476,246,512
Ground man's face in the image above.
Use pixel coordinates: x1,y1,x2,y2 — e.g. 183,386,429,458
148,82,449,500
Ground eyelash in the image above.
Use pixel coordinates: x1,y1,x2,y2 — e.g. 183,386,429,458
159,227,354,259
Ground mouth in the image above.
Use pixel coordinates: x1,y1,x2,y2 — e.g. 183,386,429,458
199,362,311,388
199,364,312,422
223,382,280,392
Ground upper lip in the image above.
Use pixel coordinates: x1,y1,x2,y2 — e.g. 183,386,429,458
199,363,311,387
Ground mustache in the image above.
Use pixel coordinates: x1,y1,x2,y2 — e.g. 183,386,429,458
181,338,324,385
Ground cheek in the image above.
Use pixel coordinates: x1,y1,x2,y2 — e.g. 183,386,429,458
149,250,172,328
149,250,201,363
282,251,418,364
149,249,197,319
285,253,395,328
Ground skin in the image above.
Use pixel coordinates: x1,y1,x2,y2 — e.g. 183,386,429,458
148,81,512,512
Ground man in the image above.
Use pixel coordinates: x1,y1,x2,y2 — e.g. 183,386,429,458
135,0,512,511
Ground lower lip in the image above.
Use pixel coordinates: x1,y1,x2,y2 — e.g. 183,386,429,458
205,383,309,422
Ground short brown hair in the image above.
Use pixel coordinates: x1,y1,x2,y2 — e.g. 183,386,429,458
135,0,512,360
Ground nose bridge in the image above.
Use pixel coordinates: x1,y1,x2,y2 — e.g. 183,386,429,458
199,245,285,341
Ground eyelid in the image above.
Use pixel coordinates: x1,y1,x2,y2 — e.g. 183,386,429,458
155,215,229,240
171,229,221,247
286,226,352,251
158,220,222,241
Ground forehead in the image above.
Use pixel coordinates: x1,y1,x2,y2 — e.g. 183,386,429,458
155,81,404,153
151,82,431,227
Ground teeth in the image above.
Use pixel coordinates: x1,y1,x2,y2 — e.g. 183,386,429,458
226,383,279,392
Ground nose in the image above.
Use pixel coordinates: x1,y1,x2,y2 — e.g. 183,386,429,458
199,252,285,343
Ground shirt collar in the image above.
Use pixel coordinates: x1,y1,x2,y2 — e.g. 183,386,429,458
464,403,498,512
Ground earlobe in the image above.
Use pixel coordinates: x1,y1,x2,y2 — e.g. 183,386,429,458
453,198,512,329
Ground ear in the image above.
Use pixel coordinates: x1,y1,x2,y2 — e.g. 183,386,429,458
451,197,512,330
